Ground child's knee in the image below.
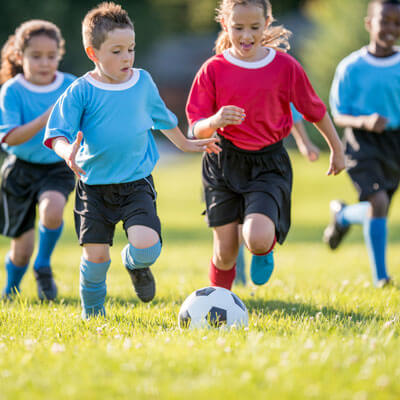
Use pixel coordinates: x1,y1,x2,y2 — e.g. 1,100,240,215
128,240,162,268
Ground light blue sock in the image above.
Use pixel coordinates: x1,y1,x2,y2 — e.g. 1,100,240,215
80,258,111,319
250,251,274,286
33,222,63,271
363,218,388,285
124,241,162,270
235,244,246,285
337,202,370,227
3,253,29,296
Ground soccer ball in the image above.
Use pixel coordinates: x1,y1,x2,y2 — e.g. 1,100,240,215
178,286,248,329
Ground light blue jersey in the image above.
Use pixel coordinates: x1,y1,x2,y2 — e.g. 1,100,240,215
330,47,400,129
290,103,302,124
44,68,178,185
0,72,75,164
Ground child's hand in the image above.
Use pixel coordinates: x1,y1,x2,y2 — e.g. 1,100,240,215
363,113,388,133
327,149,345,176
65,131,86,178
298,142,320,162
182,137,221,154
210,106,246,129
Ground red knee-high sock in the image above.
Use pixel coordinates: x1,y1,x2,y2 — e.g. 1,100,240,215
209,260,236,290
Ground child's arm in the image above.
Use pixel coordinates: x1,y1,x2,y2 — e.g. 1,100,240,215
161,126,221,154
313,112,345,175
291,120,320,162
51,132,85,178
192,106,246,139
3,106,53,146
333,113,388,134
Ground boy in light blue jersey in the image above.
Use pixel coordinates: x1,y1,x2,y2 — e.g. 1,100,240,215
44,2,220,319
324,0,400,287
0,20,76,300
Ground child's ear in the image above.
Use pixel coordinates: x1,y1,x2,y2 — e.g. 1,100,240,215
364,16,372,33
85,46,98,62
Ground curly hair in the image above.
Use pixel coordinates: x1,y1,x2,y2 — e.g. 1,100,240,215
0,20,65,84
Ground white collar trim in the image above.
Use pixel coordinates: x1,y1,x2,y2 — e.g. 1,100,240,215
84,68,140,90
223,48,276,69
360,46,400,67
16,71,64,93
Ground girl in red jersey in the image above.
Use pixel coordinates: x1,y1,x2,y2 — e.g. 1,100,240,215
186,0,345,290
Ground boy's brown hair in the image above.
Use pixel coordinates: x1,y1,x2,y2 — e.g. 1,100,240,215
82,2,133,50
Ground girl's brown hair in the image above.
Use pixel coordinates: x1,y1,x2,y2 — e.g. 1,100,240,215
214,0,291,54
0,20,65,84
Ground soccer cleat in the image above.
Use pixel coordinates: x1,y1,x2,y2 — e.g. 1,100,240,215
375,277,392,289
34,267,58,301
323,200,350,250
126,267,156,302
250,251,274,286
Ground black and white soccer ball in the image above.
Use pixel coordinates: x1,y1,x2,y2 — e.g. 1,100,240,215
178,286,248,329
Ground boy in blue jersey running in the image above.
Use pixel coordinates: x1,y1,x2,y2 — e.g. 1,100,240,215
323,0,400,287
44,2,220,319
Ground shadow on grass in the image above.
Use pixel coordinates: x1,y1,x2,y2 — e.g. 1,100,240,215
246,297,388,325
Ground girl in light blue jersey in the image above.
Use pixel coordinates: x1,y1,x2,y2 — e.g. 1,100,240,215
324,0,400,287
0,20,76,300
44,2,220,319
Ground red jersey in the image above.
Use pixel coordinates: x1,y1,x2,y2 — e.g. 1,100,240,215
186,48,326,151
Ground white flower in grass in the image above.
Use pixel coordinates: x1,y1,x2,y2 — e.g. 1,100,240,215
304,339,314,349
24,338,37,350
376,375,390,389
135,342,143,349
51,343,65,354
0,342,6,350
123,338,132,349
216,337,226,347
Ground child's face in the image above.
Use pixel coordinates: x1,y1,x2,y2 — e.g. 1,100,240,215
92,28,135,84
20,35,60,85
366,3,400,51
223,4,268,61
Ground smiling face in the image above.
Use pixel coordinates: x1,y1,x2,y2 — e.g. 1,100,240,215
366,2,400,55
223,3,269,61
20,35,60,85
90,28,135,84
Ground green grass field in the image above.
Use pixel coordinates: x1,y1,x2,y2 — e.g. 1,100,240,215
1,151,399,400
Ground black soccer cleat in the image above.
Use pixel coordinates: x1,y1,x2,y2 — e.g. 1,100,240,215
323,200,350,250
126,267,156,303
34,267,58,301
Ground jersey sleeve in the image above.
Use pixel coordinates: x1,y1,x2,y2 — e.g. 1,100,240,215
329,61,353,117
44,82,84,148
290,103,303,123
290,59,327,123
186,60,217,128
145,72,178,131
0,84,22,142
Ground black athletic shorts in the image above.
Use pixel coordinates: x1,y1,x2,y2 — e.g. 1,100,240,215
0,155,75,238
202,136,292,244
74,175,161,246
344,128,400,201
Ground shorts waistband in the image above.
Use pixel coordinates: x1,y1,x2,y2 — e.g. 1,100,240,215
218,135,283,155
15,157,66,169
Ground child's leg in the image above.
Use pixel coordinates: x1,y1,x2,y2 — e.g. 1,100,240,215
363,191,390,286
81,244,111,319
242,213,276,286
122,225,161,302
234,225,246,285
33,191,67,300
3,230,35,297
210,222,239,290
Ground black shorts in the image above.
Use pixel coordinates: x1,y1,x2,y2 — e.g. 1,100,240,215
202,136,292,244
344,128,400,201
0,155,75,238
74,175,161,246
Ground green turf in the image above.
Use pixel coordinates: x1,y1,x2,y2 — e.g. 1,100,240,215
1,152,399,400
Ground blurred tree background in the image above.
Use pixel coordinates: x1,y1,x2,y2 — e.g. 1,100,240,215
0,0,379,147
